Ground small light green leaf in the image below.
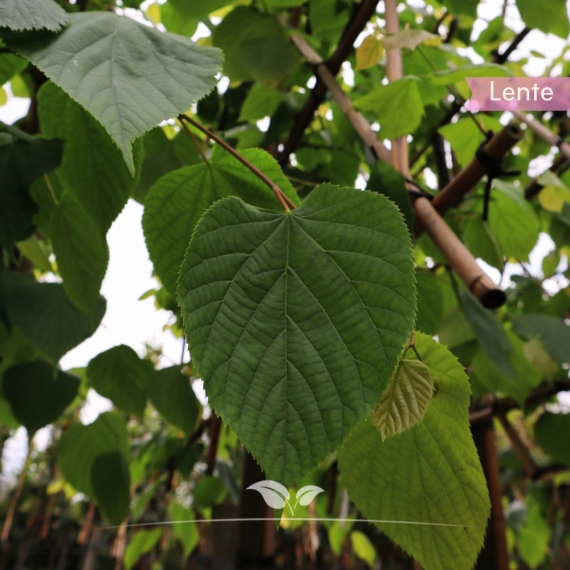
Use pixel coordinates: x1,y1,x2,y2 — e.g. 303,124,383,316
148,367,199,436
239,84,284,122
534,412,570,466
50,191,109,314
2,271,105,363
4,12,222,173
87,345,152,417
3,361,79,434
178,186,416,486
430,63,511,85
354,77,424,140
38,82,143,236
355,35,384,71
143,147,300,295
463,217,503,271
490,180,540,261
193,476,227,510
522,339,558,381
124,529,162,570
338,333,490,570
91,451,131,525
0,137,63,250
16,236,52,273
0,0,68,32
169,502,199,557
517,499,550,568
383,29,441,51
372,359,434,440
0,53,26,86
350,530,377,569
457,288,515,378
57,412,128,497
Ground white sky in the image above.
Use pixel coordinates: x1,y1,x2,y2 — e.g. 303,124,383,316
1,0,570,482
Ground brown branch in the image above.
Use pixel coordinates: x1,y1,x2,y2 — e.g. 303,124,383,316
513,110,570,160
290,34,505,309
206,414,221,476
1,437,34,544
493,27,531,64
496,412,537,478
277,0,380,165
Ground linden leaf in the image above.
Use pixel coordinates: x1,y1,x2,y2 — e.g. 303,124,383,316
355,35,384,71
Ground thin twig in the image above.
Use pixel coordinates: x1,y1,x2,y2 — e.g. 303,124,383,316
178,119,209,163
43,174,59,206
179,114,296,212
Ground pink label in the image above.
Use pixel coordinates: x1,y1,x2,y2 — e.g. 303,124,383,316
465,77,570,111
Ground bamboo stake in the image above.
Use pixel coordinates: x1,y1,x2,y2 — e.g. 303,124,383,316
290,34,505,308
513,110,570,160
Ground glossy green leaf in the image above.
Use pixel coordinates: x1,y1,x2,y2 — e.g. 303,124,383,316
87,345,152,417
143,147,300,295
3,361,79,434
0,0,68,32
372,359,434,440
91,451,131,525
57,411,128,497
489,180,540,261
148,367,199,436
169,502,199,557
50,191,109,314
534,412,570,466
470,332,541,404
338,333,490,570
124,529,161,570
516,0,569,38
457,288,515,378
178,186,416,486
0,137,63,249
2,271,105,363
354,77,424,140
4,12,222,173
512,314,570,366
38,82,143,236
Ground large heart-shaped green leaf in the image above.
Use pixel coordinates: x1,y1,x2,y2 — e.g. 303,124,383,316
338,333,490,570
178,186,415,486
4,12,222,173
143,147,300,295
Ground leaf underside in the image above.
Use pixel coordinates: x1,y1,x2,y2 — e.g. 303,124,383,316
178,185,416,486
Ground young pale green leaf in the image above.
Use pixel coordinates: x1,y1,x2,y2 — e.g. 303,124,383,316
355,35,384,71
350,531,377,569
354,78,424,140
38,82,143,236
2,361,79,434
87,345,153,417
534,412,570,466
372,359,434,440
471,331,541,404
178,186,416,486
148,367,199,436
383,29,441,51
4,12,222,173
50,191,109,315
57,412,128,497
143,147,300,295
2,272,105,363
489,180,540,261
457,288,515,378
91,451,131,525
169,502,199,557
338,333,490,570
0,0,68,32
124,529,162,570
0,138,63,249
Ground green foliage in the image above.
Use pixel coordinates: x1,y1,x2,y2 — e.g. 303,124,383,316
193,476,227,510
2,271,106,362
148,367,199,436
3,361,79,434
516,0,569,38
534,412,570,466
143,147,300,295
124,528,162,570
350,530,377,568
169,502,199,557
0,0,68,32
179,186,415,485
87,345,152,417
3,12,222,173
339,333,490,570
91,451,131,525
372,358,434,439
0,53,26,86
0,137,63,249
